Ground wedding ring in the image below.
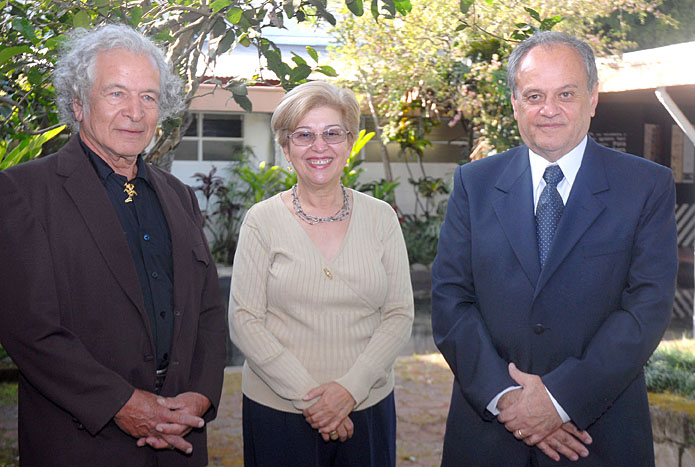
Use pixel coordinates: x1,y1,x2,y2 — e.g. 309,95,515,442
516,429,524,438
329,430,339,440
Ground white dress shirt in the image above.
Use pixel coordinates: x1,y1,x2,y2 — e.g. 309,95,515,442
486,136,588,423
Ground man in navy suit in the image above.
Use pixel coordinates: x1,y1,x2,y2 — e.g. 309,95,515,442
431,31,678,466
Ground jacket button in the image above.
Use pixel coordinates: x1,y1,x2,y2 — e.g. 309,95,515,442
533,324,547,335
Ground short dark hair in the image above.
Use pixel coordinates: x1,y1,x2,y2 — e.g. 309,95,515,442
507,31,597,98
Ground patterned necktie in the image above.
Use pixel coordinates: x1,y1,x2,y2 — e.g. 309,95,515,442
536,165,565,268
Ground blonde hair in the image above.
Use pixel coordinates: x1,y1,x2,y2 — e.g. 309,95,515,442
271,81,360,148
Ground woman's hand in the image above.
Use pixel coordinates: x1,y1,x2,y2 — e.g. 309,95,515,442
302,382,356,435
318,416,354,443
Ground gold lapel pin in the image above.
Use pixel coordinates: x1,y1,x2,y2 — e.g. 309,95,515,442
123,182,137,203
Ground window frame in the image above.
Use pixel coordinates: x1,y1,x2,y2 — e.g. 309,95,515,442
177,111,245,162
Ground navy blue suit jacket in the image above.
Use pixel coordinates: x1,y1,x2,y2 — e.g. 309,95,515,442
431,138,678,466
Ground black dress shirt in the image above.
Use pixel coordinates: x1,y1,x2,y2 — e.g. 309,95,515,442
82,138,174,370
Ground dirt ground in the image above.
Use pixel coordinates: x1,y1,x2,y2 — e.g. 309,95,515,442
207,353,453,466
0,354,454,467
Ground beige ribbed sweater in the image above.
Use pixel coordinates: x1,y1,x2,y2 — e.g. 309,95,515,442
229,189,414,414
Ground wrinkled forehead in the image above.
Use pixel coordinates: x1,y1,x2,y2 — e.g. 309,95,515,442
517,44,589,88
88,48,160,87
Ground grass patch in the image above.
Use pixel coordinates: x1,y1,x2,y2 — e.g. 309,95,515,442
0,344,16,370
646,338,695,400
0,383,18,407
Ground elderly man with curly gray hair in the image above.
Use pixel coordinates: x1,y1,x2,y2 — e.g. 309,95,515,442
0,23,227,466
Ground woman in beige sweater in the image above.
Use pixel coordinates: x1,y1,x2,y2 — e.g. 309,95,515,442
229,81,414,466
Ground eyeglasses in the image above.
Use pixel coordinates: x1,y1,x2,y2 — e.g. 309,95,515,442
287,128,351,146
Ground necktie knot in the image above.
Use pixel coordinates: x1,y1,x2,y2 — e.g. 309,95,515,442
543,165,564,187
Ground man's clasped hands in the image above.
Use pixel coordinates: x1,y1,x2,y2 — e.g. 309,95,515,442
498,363,593,462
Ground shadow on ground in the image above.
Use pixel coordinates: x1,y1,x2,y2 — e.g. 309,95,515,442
0,354,453,467
2,313,693,467
203,354,453,467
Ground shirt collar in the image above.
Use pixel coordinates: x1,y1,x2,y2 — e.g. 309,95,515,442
80,135,150,184
529,135,587,190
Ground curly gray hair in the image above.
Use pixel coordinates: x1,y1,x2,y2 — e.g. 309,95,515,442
507,31,598,98
53,23,184,131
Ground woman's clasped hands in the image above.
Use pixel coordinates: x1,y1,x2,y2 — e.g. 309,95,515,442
302,382,356,443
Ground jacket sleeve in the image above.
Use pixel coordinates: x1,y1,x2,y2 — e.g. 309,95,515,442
183,185,227,421
0,169,134,435
542,168,678,429
431,166,517,418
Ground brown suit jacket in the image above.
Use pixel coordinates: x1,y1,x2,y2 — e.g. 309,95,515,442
0,136,227,466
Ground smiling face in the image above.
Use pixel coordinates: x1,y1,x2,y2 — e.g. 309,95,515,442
283,105,352,190
73,48,160,165
511,44,598,162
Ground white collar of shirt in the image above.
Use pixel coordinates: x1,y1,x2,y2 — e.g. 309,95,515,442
529,135,587,212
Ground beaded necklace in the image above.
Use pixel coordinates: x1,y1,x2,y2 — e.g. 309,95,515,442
291,184,350,225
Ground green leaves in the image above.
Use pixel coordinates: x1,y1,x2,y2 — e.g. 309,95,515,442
236,161,288,205
0,126,66,170
261,41,338,89
129,6,144,27
317,65,337,77
459,0,474,15
646,346,695,399
226,6,243,23
306,46,319,62
0,0,413,169
525,7,541,23
224,80,253,113
72,10,91,28
308,0,337,25
369,0,412,19
341,130,373,188
346,0,364,17
393,0,412,15
211,0,231,14
511,8,564,40
351,129,375,155
11,17,35,41
0,46,31,68
289,63,312,82
540,15,564,32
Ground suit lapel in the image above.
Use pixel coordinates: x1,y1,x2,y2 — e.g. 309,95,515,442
58,137,147,321
493,147,541,287
534,139,609,297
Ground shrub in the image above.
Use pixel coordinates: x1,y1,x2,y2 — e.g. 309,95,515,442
645,343,695,400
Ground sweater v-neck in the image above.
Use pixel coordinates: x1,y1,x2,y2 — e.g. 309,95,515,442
273,189,357,263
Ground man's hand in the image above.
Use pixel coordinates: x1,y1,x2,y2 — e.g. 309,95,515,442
113,389,205,454
497,363,563,446
497,387,522,411
536,422,592,462
302,382,355,435
135,392,212,450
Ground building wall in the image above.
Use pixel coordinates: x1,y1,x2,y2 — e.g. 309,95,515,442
171,112,274,188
